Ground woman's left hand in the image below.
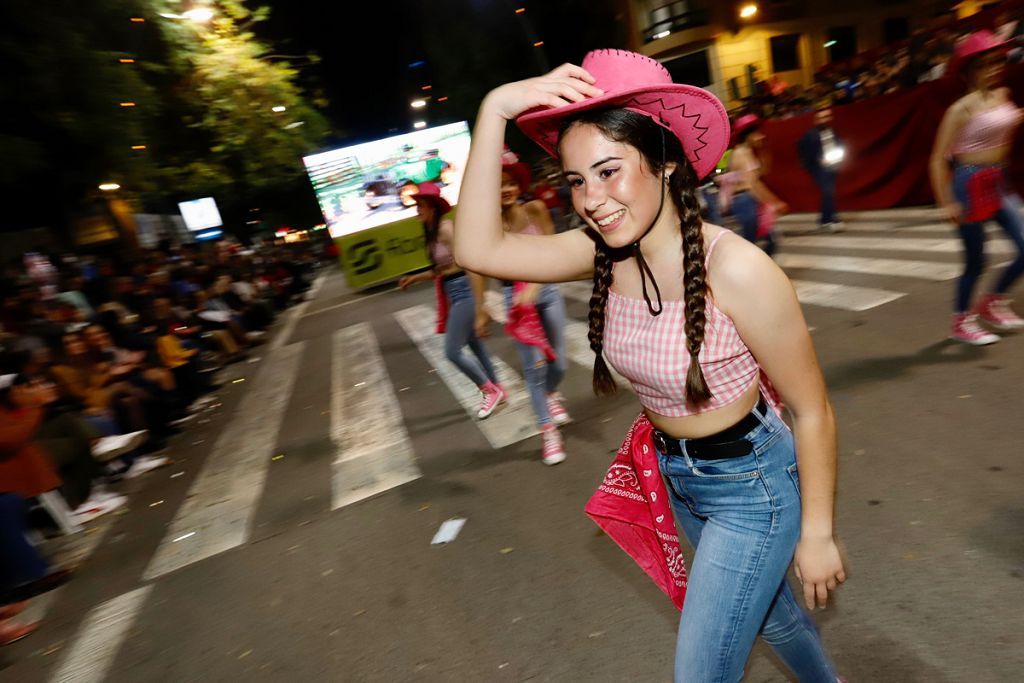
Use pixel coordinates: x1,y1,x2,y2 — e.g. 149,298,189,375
512,284,540,307
793,535,846,610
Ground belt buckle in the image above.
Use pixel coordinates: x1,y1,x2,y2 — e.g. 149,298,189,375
652,431,669,455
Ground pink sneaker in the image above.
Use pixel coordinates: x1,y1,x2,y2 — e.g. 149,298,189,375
545,392,571,426
975,294,1024,330
950,313,999,346
477,382,507,419
540,425,566,466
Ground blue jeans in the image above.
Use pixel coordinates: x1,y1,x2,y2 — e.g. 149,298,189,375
702,185,723,225
443,274,498,387
502,284,568,426
657,407,837,682
811,167,837,226
0,493,48,591
952,164,1024,313
733,191,776,256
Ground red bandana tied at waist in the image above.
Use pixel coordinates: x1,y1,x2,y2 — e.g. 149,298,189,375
584,413,687,610
504,282,557,362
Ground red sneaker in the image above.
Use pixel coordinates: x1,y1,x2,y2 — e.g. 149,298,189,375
975,294,1024,330
477,382,507,419
545,392,571,426
951,313,999,345
541,425,566,466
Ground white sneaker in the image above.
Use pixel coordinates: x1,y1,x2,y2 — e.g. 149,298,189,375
545,393,572,426
541,426,567,466
92,431,149,462
124,455,171,479
72,494,127,524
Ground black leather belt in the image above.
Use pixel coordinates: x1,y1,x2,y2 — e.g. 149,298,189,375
652,398,768,460
440,271,466,283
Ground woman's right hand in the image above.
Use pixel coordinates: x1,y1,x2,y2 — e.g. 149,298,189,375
944,202,962,225
483,63,602,121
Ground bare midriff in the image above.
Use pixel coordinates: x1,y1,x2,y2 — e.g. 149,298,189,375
955,144,1012,166
645,380,762,439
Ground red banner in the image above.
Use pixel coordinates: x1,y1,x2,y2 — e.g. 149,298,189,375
761,64,1024,212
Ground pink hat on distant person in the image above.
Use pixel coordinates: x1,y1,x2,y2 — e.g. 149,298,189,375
501,147,532,194
517,49,730,180
409,182,451,215
731,114,762,146
948,30,1008,79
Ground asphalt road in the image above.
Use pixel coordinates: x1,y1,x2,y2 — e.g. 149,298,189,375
4,208,1023,682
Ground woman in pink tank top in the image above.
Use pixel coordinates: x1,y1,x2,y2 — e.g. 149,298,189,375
930,30,1024,344
454,50,845,681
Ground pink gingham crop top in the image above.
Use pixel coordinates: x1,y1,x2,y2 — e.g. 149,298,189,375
951,101,1023,155
603,231,761,417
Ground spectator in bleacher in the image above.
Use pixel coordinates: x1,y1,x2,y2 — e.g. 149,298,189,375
798,107,846,233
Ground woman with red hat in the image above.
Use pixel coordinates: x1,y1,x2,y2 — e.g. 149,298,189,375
400,183,506,419
500,150,571,465
454,49,844,681
930,30,1024,345
728,114,788,256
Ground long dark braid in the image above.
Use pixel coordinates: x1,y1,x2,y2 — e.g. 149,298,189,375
561,109,713,404
671,158,712,405
589,245,617,395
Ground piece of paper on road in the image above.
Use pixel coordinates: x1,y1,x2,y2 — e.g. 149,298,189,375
431,518,467,545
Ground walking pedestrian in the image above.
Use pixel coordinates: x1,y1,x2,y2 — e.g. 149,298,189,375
399,183,506,418
729,114,788,256
930,30,1024,345
798,107,846,232
500,151,570,465
454,49,845,681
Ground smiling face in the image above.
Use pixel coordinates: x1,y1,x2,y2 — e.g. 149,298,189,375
559,123,668,250
500,172,521,209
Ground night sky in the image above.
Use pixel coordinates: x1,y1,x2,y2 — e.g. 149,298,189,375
260,0,627,150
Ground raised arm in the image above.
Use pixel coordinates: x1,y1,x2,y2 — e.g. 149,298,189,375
712,236,845,610
454,65,602,283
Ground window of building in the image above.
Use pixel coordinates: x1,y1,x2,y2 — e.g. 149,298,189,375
662,49,712,88
827,26,858,62
770,33,802,73
644,1,710,43
882,17,910,44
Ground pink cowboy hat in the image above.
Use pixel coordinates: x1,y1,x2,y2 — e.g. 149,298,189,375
517,49,730,180
409,181,451,215
731,114,762,146
501,147,532,194
948,30,1009,80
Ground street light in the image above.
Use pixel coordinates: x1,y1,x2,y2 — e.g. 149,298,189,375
411,99,426,109
413,121,426,129
183,8,214,22
739,3,758,19
98,183,121,192
272,105,287,113
654,30,671,40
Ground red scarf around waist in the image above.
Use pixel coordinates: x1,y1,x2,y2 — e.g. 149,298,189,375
584,414,687,610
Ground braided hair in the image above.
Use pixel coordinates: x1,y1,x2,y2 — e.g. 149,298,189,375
560,109,713,405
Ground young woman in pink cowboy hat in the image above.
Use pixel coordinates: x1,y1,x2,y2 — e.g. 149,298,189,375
400,182,506,418
499,148,571,465
930,29,1024,345
454,49,845,681
726,114,788,256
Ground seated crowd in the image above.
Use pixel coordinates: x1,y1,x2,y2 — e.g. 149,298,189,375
0,239,319,645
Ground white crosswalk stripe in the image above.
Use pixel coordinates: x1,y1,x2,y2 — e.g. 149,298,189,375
789,279,904,311
143,343,305,581
331,324,421,510
394,304,539,448
773,252,963,281
783,234,1017,255
50,586,153,683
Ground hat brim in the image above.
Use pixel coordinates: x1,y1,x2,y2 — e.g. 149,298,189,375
516,84,730,180
948,41,1009,79
410,193,452,215
731,119,761,146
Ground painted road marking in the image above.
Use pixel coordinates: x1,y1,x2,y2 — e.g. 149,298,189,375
394,305,538,448
143,343,305,580
331,324,421,509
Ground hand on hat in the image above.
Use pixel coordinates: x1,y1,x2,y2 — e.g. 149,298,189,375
484,63,603,121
